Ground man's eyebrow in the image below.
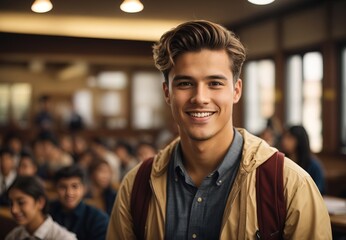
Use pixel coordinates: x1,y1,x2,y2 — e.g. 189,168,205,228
206,74,228,80
172,74,228,81
172,75,193,81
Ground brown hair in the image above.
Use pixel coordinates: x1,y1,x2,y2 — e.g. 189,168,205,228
153,20,246,84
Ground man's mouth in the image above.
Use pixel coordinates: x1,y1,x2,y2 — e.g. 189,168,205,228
189,112,214,118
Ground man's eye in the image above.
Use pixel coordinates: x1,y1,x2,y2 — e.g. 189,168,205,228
210,81,223,86
177,82,192,87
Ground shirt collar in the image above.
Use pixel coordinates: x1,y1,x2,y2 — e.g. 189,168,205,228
14,216,52,239
33,215,53,239
173,128,243,183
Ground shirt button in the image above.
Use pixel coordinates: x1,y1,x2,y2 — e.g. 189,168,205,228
217,179,223,186
192,233,197,239
197,197,203,203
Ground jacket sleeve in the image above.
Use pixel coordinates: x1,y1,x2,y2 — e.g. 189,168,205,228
106,166,139,240
283,159,332,240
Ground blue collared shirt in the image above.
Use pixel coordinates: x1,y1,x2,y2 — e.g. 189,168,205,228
165,129,244,240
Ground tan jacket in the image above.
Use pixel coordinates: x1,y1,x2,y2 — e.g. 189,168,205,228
107,129,332,240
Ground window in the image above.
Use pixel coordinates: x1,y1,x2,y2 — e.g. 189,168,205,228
286,52,323,152
74,90,93,128
341,47,346,153
244,59,276,134
132,72,165,129
11,83,32,128
95,71,129,129
0,83,31,128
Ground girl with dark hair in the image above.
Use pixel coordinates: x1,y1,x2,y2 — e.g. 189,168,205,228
281,125,326,194
5,176,77,240
85,159,117,215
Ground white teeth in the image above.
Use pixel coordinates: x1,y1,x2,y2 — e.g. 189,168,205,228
190,112,213,118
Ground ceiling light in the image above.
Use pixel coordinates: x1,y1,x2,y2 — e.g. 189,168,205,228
248,0,275,5
31,0,53,13
120,0,144,13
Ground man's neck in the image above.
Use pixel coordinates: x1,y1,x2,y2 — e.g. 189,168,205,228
180,129,235,187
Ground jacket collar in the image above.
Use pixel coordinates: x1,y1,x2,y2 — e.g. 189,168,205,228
238,128,277,173
152,128,276,176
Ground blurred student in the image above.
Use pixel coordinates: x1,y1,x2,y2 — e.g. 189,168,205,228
34,94,56,134
40,134,73,179
86,159,117,215
259,117,282,148
113,140,138,180
5,176,77,240
3,133,23,166
49,165,109,240
135,141,157,162
281,125,326,194
76,149,95,171
0,148,17,205
17,150,38,177
91,138,121,186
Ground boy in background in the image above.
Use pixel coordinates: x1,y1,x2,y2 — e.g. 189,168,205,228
49,165,109,240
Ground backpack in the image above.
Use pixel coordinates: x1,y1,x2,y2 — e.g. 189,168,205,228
130,151,286,240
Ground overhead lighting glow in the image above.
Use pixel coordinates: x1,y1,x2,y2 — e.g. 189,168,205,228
120,0,144,13
248,0,275,5
31,0,53,13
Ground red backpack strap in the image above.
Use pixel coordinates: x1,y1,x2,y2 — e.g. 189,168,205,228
130,157,154,240
256,151,286,240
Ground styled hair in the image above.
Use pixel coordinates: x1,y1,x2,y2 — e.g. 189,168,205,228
286,125,312,170
7,176,48,215
54,165,86,184
153,20,246,84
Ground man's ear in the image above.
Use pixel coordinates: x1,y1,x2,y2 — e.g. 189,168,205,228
163,82,171,105
233,79,242,103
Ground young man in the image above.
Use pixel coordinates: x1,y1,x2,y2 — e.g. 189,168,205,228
49,165,109,240
107,20,332,239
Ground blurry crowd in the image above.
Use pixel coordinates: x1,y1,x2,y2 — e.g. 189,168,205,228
0,128,159,240
0,130,159,206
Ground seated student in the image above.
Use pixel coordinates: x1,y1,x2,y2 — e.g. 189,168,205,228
281,125,326,194
0,148,17,206
5,176,77,240
135,141,157,162
113,140,138,181
49,165,109,240
85,159,117,215
41,134,74,180
17,150,38,177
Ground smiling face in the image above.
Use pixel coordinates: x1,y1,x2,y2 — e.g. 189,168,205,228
56,177,85,211
9,188,44,226
163,49,242,143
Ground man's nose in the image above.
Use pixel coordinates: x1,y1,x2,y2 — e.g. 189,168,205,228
190,85,210,104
